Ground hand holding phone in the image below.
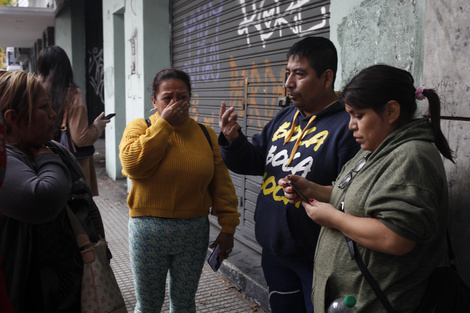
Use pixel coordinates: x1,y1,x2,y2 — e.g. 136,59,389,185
102,113,116,120
285,179,310,203
207,244,222,272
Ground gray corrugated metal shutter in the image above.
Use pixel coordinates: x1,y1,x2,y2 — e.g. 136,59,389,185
172,0,331,252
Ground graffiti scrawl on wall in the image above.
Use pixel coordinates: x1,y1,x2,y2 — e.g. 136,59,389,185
178,0,330,126
88,47,104,104
238,0,328,48
183,2,223,82
181,1,329,83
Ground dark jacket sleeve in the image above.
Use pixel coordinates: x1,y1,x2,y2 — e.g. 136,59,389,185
218,129,267,176
0,149,72,224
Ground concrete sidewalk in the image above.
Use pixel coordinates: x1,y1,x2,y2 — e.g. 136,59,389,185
93,138,270,313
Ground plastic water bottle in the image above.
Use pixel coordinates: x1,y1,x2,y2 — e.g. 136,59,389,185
326,295,357,312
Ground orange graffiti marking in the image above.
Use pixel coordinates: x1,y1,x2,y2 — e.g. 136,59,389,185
229,56,248,116
229,56,289,128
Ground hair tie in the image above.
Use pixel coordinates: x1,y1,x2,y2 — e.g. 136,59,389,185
415,86,426,100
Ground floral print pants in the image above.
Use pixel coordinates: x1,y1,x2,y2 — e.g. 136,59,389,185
129,215,209,313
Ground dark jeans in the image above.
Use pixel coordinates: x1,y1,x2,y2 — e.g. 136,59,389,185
261,249,314,313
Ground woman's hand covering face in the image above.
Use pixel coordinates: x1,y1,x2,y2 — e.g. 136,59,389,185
152,78,191,126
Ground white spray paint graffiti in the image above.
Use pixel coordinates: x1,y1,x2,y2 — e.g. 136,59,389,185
180,0,328,82
238,0,328,48
183,1,223,82
88,47,104,104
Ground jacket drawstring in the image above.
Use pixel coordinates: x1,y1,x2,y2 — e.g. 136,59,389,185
283,110,317,166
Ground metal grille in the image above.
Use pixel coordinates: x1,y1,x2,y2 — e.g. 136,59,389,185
172,0,331,251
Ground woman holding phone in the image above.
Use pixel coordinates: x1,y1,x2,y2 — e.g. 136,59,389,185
119,68,240,312
37,45,110,196
280,64,453,312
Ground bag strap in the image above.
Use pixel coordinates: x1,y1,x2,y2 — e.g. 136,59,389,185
145,118,212,150
198,123,213,150
339,198,397,312
61,107,69,132
346,230,455,313
65,205,91,249
44,141,86,183
346,237,398,313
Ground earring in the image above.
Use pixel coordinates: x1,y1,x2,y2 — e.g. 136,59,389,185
149,107,156,113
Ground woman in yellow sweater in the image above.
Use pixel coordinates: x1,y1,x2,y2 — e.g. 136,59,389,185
119,68,240,312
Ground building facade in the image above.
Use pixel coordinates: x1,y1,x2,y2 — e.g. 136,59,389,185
5,0,468,299
100,0,470,288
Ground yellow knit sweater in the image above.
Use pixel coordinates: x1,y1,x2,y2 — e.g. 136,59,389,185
119,113,240,234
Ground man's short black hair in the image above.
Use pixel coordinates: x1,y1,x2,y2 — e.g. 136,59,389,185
287,36,338,89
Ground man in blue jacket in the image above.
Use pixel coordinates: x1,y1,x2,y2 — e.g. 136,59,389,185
218,37,360,313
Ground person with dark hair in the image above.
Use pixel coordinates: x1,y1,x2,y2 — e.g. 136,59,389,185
218,36,360,313
0,71,106,313
37,45,110,196
280,64,453,312
119,68,240,312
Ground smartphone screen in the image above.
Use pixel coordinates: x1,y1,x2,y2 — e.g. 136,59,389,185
207,244,222,272
285,179,310,202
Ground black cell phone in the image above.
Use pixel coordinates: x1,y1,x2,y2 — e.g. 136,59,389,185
285,179,310,202
207,244,222,272
102,113,116,120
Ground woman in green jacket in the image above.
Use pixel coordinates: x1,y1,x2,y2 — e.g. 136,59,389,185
280,64,453,312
